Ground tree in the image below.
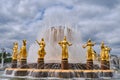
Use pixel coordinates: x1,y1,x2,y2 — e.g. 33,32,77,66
0,48,12,63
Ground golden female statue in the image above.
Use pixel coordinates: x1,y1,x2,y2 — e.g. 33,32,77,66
36,38,46,59
58,36,72,59
92,50,97,60
100,41,106,61
105,46,111,61
17,48,22,62
21,40,27,59
12,42,18,60
83,39,96,60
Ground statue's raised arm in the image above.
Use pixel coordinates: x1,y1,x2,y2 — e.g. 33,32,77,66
23,39,26,44
36,40,40,45
67,42,72,46
82,44,87,48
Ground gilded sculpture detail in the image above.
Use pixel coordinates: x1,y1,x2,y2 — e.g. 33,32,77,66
83,39,96,60
100,42,111,61
58,36,72,59
12,42,18,60
36,38,46,59
21,40,27,59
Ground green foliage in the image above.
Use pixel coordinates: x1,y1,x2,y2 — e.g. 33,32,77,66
4,58,12,63
7,52,11,56
0,48,12,63
0,52,12,63
0,52,6,58
0,58,12,63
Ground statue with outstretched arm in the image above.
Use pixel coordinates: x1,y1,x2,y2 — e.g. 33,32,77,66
36,38,46,59
82,39,96,60
58,36,72,59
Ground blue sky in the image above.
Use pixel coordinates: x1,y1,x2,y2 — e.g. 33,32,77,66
0,0,120,55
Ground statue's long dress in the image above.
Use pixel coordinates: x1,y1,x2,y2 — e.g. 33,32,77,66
21,46,27,59
87,47,93,60
12,48,17,60
62,45,68,59
38,45,46,58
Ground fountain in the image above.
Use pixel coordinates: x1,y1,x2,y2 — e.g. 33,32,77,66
4,26,114,79
28,26,85,63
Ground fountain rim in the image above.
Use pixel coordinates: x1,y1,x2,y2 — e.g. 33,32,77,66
5,68,114,73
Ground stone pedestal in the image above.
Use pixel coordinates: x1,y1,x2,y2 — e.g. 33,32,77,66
101,60,107,70
37,58,44,69
11,59,17,68
106,61,110,69
61,59,68,70
20,59,28,68
86,59,97,78
86,59,93,70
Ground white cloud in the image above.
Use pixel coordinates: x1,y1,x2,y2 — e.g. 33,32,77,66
0,0,119,56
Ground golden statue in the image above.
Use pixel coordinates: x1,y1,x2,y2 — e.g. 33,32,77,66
17,48,22,62
105,46,111,61
83,39,96,60
92,50,97,60
12,42,18,60
100,41,106,61
21,40,27,59
58,36,72,59
36,38,46,59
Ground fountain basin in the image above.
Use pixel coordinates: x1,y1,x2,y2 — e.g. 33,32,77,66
5,68,114,78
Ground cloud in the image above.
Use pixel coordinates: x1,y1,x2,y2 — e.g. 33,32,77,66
0,0,119,56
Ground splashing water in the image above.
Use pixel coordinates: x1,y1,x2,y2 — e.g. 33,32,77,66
27,26,86,63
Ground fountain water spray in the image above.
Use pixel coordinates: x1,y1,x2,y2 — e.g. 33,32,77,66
27,26,86,63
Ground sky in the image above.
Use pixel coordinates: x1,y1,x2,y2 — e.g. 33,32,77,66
0,0,120,55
